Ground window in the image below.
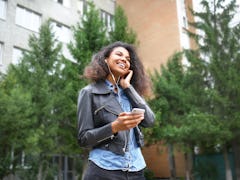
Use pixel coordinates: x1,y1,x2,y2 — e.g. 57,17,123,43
12,47,24,65
51,21,75,62
0,42,3,65
230,0,240,27
100,10,113,31
62,43,75,62
53,0,71,8
0,0,7,20
51,21,72,43
180,0,188,29
15,5,41,32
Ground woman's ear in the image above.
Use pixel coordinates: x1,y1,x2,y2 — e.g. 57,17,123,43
105,59,107,63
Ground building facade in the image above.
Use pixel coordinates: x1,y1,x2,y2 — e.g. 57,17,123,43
116,0,193,73
0,0,115,73
116,0,240,72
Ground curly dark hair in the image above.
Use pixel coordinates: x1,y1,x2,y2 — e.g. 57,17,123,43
84,41,152,97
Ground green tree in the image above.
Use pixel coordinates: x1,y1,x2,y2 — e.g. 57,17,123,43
8,20,79,179
148,49,230,180
68,3,109,120
187,0,240,179
109,5,137,44
68,1,108,72
0,70,33,179
148,53,187,180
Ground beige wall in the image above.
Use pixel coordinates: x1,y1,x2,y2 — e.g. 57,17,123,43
116,0,181,72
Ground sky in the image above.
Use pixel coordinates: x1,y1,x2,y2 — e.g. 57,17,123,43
192,0,240,26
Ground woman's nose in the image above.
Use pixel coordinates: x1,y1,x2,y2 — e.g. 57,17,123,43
120,57,127,62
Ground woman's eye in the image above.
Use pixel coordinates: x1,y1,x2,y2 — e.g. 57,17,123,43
115,52,130,61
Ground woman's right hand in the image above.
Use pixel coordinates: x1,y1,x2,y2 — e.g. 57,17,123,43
111,112,144,133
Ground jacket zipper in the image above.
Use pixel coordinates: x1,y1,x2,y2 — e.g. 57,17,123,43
94,105,128,153
94,105,119,116
97,134,115,143
94,105,106,115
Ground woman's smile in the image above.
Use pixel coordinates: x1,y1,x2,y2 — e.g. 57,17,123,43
106,47,131,77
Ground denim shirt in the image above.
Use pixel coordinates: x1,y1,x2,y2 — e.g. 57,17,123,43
89,80,146,172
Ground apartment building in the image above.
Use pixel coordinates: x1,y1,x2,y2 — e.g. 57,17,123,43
0,0,115,73
115,0,192,73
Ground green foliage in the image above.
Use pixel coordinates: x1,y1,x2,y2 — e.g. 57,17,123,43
194,160,218,180
0,68,34,178
109,5,137,44
188,0,240,139
12,20,64,154
0,20,83,178
144,168,155,180
147,52,188,144
68,1,108,70
147,0,240,149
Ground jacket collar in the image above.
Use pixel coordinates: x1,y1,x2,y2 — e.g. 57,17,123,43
91,80,111,94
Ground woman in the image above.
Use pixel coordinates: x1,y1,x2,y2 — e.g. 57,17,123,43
77,41,155,180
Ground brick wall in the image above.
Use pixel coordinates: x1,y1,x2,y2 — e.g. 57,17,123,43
142,143,186,178
116,0,181,71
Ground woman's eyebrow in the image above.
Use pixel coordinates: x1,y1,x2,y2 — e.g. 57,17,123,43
115,51,130,59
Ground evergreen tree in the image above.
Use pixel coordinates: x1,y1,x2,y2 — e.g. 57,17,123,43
68,1,108,74
109,5,137,44
148,52,187,180
148,51,228,179
187,0,240,179
68,3,109,126
8,20,80,179
0,69,33,179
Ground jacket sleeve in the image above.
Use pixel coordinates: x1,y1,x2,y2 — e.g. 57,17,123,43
123,85,155,127
77,87,115,148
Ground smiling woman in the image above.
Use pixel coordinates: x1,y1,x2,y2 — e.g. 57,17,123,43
84,41,152,96
77,41,155,180
105,46,131,81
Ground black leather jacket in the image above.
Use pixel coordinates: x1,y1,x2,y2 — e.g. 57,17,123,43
77,80,155,156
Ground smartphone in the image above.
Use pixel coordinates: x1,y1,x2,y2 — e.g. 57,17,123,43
132,108,145,114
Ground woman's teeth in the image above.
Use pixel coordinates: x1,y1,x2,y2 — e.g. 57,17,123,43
118,63,125,68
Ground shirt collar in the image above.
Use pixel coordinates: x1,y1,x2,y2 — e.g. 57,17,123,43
105,80,124,95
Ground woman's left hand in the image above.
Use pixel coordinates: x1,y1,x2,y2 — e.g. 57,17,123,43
120,70,133,89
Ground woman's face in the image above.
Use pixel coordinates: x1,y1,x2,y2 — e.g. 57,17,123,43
105,46,131,77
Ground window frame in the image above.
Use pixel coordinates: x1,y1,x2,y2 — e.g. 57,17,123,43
0,0,7,20
100,9,113,32
50,20,72,44
15,5,41,32
12,46,24,65
0,42,3,65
